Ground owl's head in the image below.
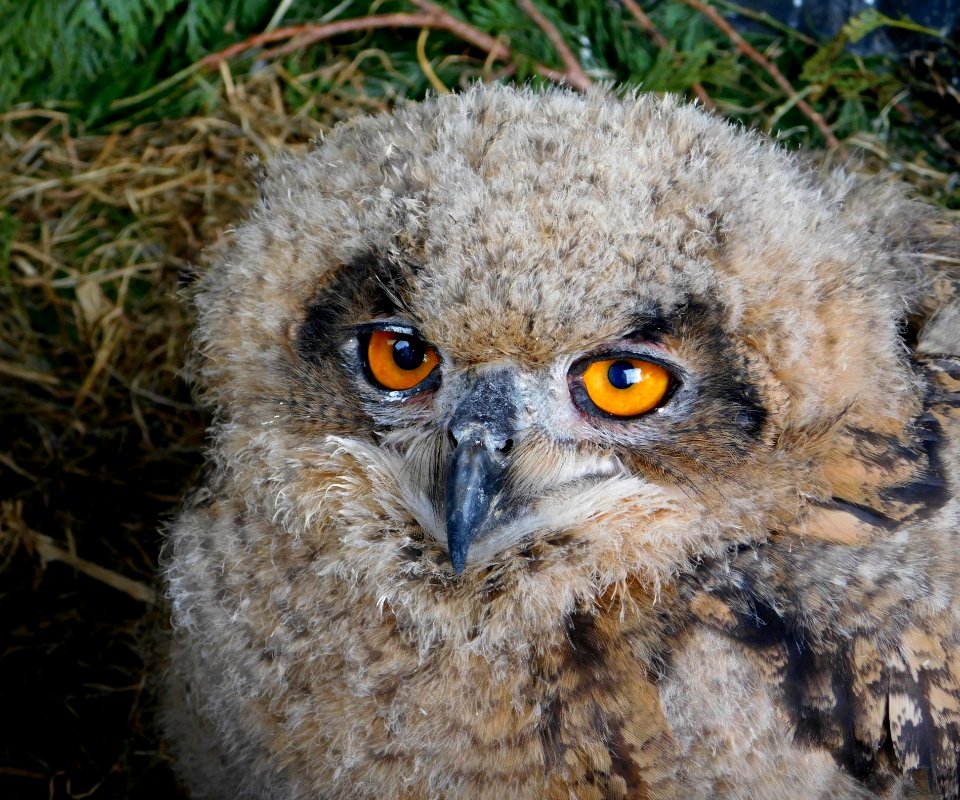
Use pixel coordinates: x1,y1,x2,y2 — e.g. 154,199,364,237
192,86,930,648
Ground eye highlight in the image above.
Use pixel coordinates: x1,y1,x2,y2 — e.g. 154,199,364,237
577,357,671,417
365,329,439,391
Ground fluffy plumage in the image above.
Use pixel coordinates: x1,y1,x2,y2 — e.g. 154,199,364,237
162,85,960,799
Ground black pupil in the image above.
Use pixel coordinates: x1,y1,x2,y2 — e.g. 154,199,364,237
607,360,637,390
392,337,425,371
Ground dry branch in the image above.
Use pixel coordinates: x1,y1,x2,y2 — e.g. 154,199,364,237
678,0,842,149
517,0,593,91
201,4,594,91
31,533,158,604
199,13,438,67
2,506,157,605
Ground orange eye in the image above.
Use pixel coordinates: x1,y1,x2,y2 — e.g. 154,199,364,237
366,329,439,391
579,358,670,417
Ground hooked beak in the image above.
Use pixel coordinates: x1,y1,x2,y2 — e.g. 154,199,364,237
445,437,509,574
443,369,519,575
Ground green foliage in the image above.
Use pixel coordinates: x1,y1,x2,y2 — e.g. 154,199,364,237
0,0,957,202
841,7,955,45
0,0,281,116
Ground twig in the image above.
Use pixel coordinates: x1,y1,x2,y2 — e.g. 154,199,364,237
200,14,437,67
678,0,842,149
407,0,512,62
200,5,586,91
0,768,47,780
265,0,297,33
111,61,205,111
0,359,61,386
406,0,584,88
24,530,157,604
517,0,592,91
416,28,451,94
620,0,714,109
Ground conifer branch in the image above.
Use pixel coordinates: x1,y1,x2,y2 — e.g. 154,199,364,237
620,0,713,109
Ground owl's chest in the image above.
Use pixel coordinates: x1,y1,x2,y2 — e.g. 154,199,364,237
258,597,681,800
260,603,878,800
169,500,876,799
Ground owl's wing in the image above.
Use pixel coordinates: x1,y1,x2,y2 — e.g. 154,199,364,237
688,356,960,798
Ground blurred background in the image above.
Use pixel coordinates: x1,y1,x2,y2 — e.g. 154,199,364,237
1,1,958,798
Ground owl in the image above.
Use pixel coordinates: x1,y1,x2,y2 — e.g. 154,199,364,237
162,85,960,799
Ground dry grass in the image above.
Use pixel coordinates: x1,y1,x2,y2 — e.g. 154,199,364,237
0,63,378,800
0,54,957,800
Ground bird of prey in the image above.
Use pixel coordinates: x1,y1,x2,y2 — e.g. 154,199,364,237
162,85,960,799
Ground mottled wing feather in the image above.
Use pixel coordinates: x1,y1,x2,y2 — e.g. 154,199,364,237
890,624,960,796
849,635,887,756
689,355,960,798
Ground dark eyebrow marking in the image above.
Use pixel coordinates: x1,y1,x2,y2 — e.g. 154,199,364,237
633,297,770,442
625,302,679,342
295,252,406,365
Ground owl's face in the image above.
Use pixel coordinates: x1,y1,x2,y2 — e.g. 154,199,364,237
195,87,917,648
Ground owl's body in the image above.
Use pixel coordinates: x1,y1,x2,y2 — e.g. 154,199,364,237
163,86,960,799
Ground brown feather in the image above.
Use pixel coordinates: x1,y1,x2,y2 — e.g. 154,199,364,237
162,86,960,799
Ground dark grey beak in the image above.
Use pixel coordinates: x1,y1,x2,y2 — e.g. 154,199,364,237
446,437,508,574
444,370,518,574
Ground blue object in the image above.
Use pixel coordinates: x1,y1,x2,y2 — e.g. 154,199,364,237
733,0,959,53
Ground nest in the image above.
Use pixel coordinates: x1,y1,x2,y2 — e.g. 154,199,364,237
0,63,380,799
